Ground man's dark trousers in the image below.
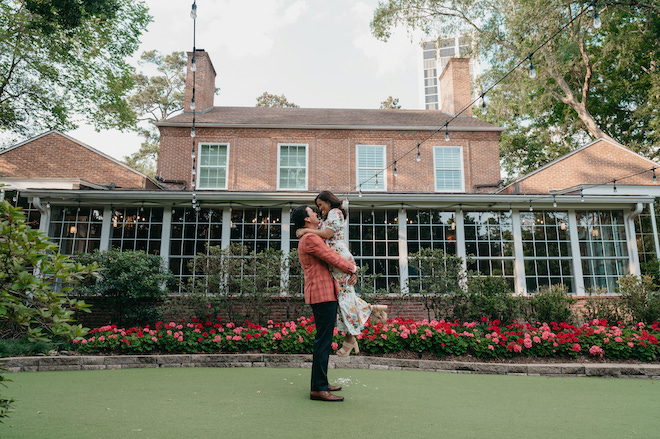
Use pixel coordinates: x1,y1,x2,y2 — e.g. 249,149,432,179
310,300,338,391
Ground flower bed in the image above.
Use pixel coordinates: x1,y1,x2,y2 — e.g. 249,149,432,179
73,317,660,362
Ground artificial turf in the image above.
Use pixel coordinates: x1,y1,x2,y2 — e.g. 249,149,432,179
2,367,659,438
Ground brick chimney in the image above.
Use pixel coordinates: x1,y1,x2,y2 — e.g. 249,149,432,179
184,50,216,113
438,57,472,116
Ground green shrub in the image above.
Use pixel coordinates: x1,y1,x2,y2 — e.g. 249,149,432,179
524,285,577,324
0,337,55,357
0,199,95,341
581,287,624,324
407,248,466,320
73,249,174,327
616,275,660,324
454,276,522,324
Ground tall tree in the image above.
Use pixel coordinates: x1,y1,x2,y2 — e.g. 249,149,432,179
371,1,660,178
124,50,187,177
256,92,299,108
380,96,402,109
0,0,151,141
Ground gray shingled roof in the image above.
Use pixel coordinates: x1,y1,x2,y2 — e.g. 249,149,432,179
157,106,503,131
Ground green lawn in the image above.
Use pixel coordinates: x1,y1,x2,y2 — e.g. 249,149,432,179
2,367,659,438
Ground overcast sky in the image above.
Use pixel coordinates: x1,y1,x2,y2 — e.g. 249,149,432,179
70,0,423,161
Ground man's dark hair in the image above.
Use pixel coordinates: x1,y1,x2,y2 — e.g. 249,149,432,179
291,205,309,229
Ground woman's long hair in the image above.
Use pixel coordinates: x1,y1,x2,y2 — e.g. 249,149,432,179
315,191,345,218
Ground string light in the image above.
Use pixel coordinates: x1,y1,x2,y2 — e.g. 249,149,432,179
191,97,196,110
481,95,487,115
416,145,421,162
581,189,585,202
593,1,601,28
528,54,536,79
445,125,450,142
613,179,617,193
529,199,533,211
653,168,657,184
191,126,196,138
393,161,398,177
553,196,557,208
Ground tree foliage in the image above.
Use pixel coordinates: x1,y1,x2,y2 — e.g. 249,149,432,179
0,199,96,341
124,50,187,177
0,0,151,140
371,0,660,178
380,96,402,109
255,92,299,108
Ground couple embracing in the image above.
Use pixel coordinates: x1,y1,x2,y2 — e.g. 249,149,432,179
291,191,388,402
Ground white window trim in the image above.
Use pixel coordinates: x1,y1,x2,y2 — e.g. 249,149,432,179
356,144,387,192
197,142,230,190
433,145,464,192
277,143,308,191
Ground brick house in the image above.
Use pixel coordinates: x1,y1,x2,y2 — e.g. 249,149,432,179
4,50,660,298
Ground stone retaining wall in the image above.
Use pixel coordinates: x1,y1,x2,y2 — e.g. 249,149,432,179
2,354,659,379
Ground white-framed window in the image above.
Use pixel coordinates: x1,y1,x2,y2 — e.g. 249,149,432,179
198,143,229,190
433,146,464,192
356,145,387,191
278,143,308,190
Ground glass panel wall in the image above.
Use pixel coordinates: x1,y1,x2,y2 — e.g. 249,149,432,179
49,205,104,254
464,210,515,288
406,209,456,255
110,207,163,254
520,211,573,293
230,207,282,252
634,203,658,276
577,210,629,293
348,209,400,291
169,207,223,289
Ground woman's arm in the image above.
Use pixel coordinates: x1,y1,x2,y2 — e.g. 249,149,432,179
296,226,334,240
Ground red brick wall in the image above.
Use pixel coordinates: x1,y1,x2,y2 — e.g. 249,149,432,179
502,140,657,194
0,132,150,189
184,50,216,113
158,126,502,193
439,58,473,117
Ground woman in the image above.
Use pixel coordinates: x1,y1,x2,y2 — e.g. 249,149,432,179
296,190,388,356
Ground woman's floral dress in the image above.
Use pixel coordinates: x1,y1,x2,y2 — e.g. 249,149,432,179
322,208,372,335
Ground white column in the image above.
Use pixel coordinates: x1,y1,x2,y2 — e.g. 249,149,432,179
159,207,172,265
455,207,466,274
511,209,526,296
568,210,585,295
280,207,291,296
650,202,660,270
221,207,232,249
100,205,112,251
398,207,408,294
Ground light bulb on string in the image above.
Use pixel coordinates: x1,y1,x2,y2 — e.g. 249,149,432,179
653,168,657,184
416,145,421,162
593,3,601,29
191,58,197,72
191,97,196,110
374,176,379,189
393,161,398,177
191,147,195,159
445,127,450,142
481,96,487,115
553,196,557,208
190,1,197,19
191,126,196,138
613,180,617,193
581,190,585,202
528,55,536,79
192,165,196,176
529,199,533,212
358,186,363,198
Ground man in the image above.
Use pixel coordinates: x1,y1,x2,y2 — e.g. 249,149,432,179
291,205,358,402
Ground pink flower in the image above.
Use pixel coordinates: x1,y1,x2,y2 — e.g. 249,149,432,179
523,339,532,349
589,345,604,357
627,342,634,347
603,337,610,343
151,337,157,342
533,336,541,344
381,334,387,340
298,335,304,343
572,343,581,352
331,342,338,350
233,335,242,341
273,332,282,340
513,344,522,353
488,345,494,350
178,336,183,342
614,337,623,343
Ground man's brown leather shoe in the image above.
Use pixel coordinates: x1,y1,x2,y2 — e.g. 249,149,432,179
310,391,344,401
327,385,342,391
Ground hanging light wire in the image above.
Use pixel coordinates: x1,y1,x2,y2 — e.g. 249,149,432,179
190,1,199,210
